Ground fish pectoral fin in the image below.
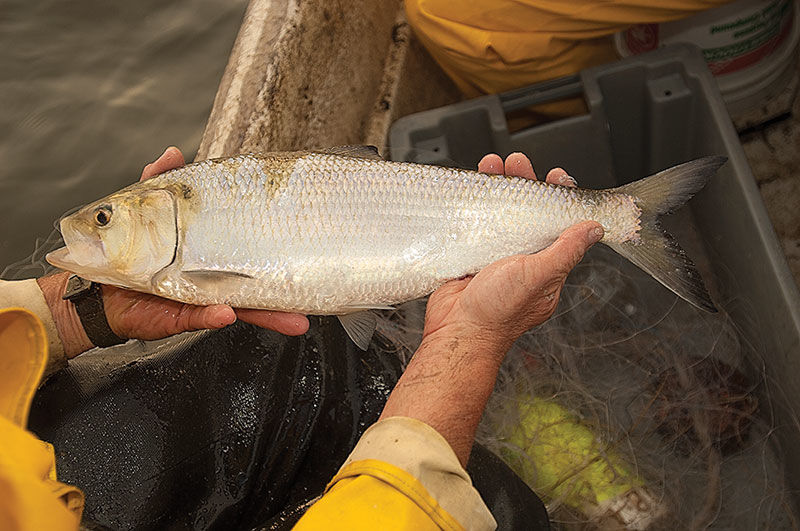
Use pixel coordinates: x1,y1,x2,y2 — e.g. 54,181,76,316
338,311,378,351
182,269,255,279
181,269,256,294
321,145,382,160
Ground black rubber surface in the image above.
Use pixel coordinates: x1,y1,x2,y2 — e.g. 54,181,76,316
29,317,547,530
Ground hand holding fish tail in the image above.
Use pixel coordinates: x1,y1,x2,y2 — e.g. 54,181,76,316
422,153,603,351
380,153,603,465
478,151,577,186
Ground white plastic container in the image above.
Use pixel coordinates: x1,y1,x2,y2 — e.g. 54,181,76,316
615,0,799,115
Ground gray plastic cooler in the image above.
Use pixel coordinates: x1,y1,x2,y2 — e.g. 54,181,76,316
390,43,800,504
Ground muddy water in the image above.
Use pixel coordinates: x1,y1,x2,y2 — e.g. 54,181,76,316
0,0,248,273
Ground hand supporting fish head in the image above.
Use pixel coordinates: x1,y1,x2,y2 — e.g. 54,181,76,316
47,188,177,290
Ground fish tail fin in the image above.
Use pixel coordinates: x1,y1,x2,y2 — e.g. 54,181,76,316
613,156,727,215
606,156,727,313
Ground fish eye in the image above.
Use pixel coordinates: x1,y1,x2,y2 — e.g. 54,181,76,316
94,206,112,227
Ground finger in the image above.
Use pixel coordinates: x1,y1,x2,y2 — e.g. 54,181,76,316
535,221,603,278
504,152,536,180
478,154,503,174
235,309,310,336
177,304,236,331
545,167,577,187
140,146,186,181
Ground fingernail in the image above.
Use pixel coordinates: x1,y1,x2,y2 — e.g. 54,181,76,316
510,153,531,168
587,225,604,244
560,173,577,186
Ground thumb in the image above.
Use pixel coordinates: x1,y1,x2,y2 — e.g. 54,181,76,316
480,221,604,337
536,221,604,278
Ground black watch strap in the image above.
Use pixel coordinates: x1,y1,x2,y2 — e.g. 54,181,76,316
62,275,127,348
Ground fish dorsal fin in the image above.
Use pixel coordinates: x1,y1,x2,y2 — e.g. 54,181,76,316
338,311,377,350
321,145,382,160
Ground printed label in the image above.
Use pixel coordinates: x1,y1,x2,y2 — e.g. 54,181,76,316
622,0,794,75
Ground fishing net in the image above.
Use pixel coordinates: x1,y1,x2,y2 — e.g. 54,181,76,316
1,227,63,279
1,205,81,280
377,244,798,530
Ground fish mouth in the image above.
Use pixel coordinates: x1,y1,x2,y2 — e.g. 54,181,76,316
46,215,109,278
52,216,108,267
46,246,80,272
46,244,128,287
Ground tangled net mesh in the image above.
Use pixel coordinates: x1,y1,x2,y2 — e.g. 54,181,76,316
1,206,79,280
377,245,799,530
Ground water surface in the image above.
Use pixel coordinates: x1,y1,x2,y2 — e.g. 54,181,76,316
1,0,248,274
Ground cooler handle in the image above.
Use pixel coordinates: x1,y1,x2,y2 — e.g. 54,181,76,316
498,74,583,112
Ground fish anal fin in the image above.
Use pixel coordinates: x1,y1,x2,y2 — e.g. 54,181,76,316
338,311,377,350
321,145,382,160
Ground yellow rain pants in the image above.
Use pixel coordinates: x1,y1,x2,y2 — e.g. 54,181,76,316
405,0,734,97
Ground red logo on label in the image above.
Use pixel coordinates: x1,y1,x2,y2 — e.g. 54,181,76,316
626,24,659,54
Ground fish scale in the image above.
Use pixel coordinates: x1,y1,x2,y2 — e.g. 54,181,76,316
47,148,726,349
144,152,623,312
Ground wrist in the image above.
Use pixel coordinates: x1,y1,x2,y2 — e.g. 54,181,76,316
381,326,511,465
37,272,94,358
419,321,514,366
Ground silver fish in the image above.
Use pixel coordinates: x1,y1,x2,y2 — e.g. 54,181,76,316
47,146,725,349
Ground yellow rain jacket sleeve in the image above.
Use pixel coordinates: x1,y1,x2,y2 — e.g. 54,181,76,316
0,279,68,377
295,417,496,530
0,281,494,529
405,0,733,97
0,306,84,531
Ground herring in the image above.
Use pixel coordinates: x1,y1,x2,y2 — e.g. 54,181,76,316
46,146,726,349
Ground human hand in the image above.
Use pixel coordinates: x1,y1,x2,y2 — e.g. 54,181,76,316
421,153,603,354
42,147,309,359
379,153,602,464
